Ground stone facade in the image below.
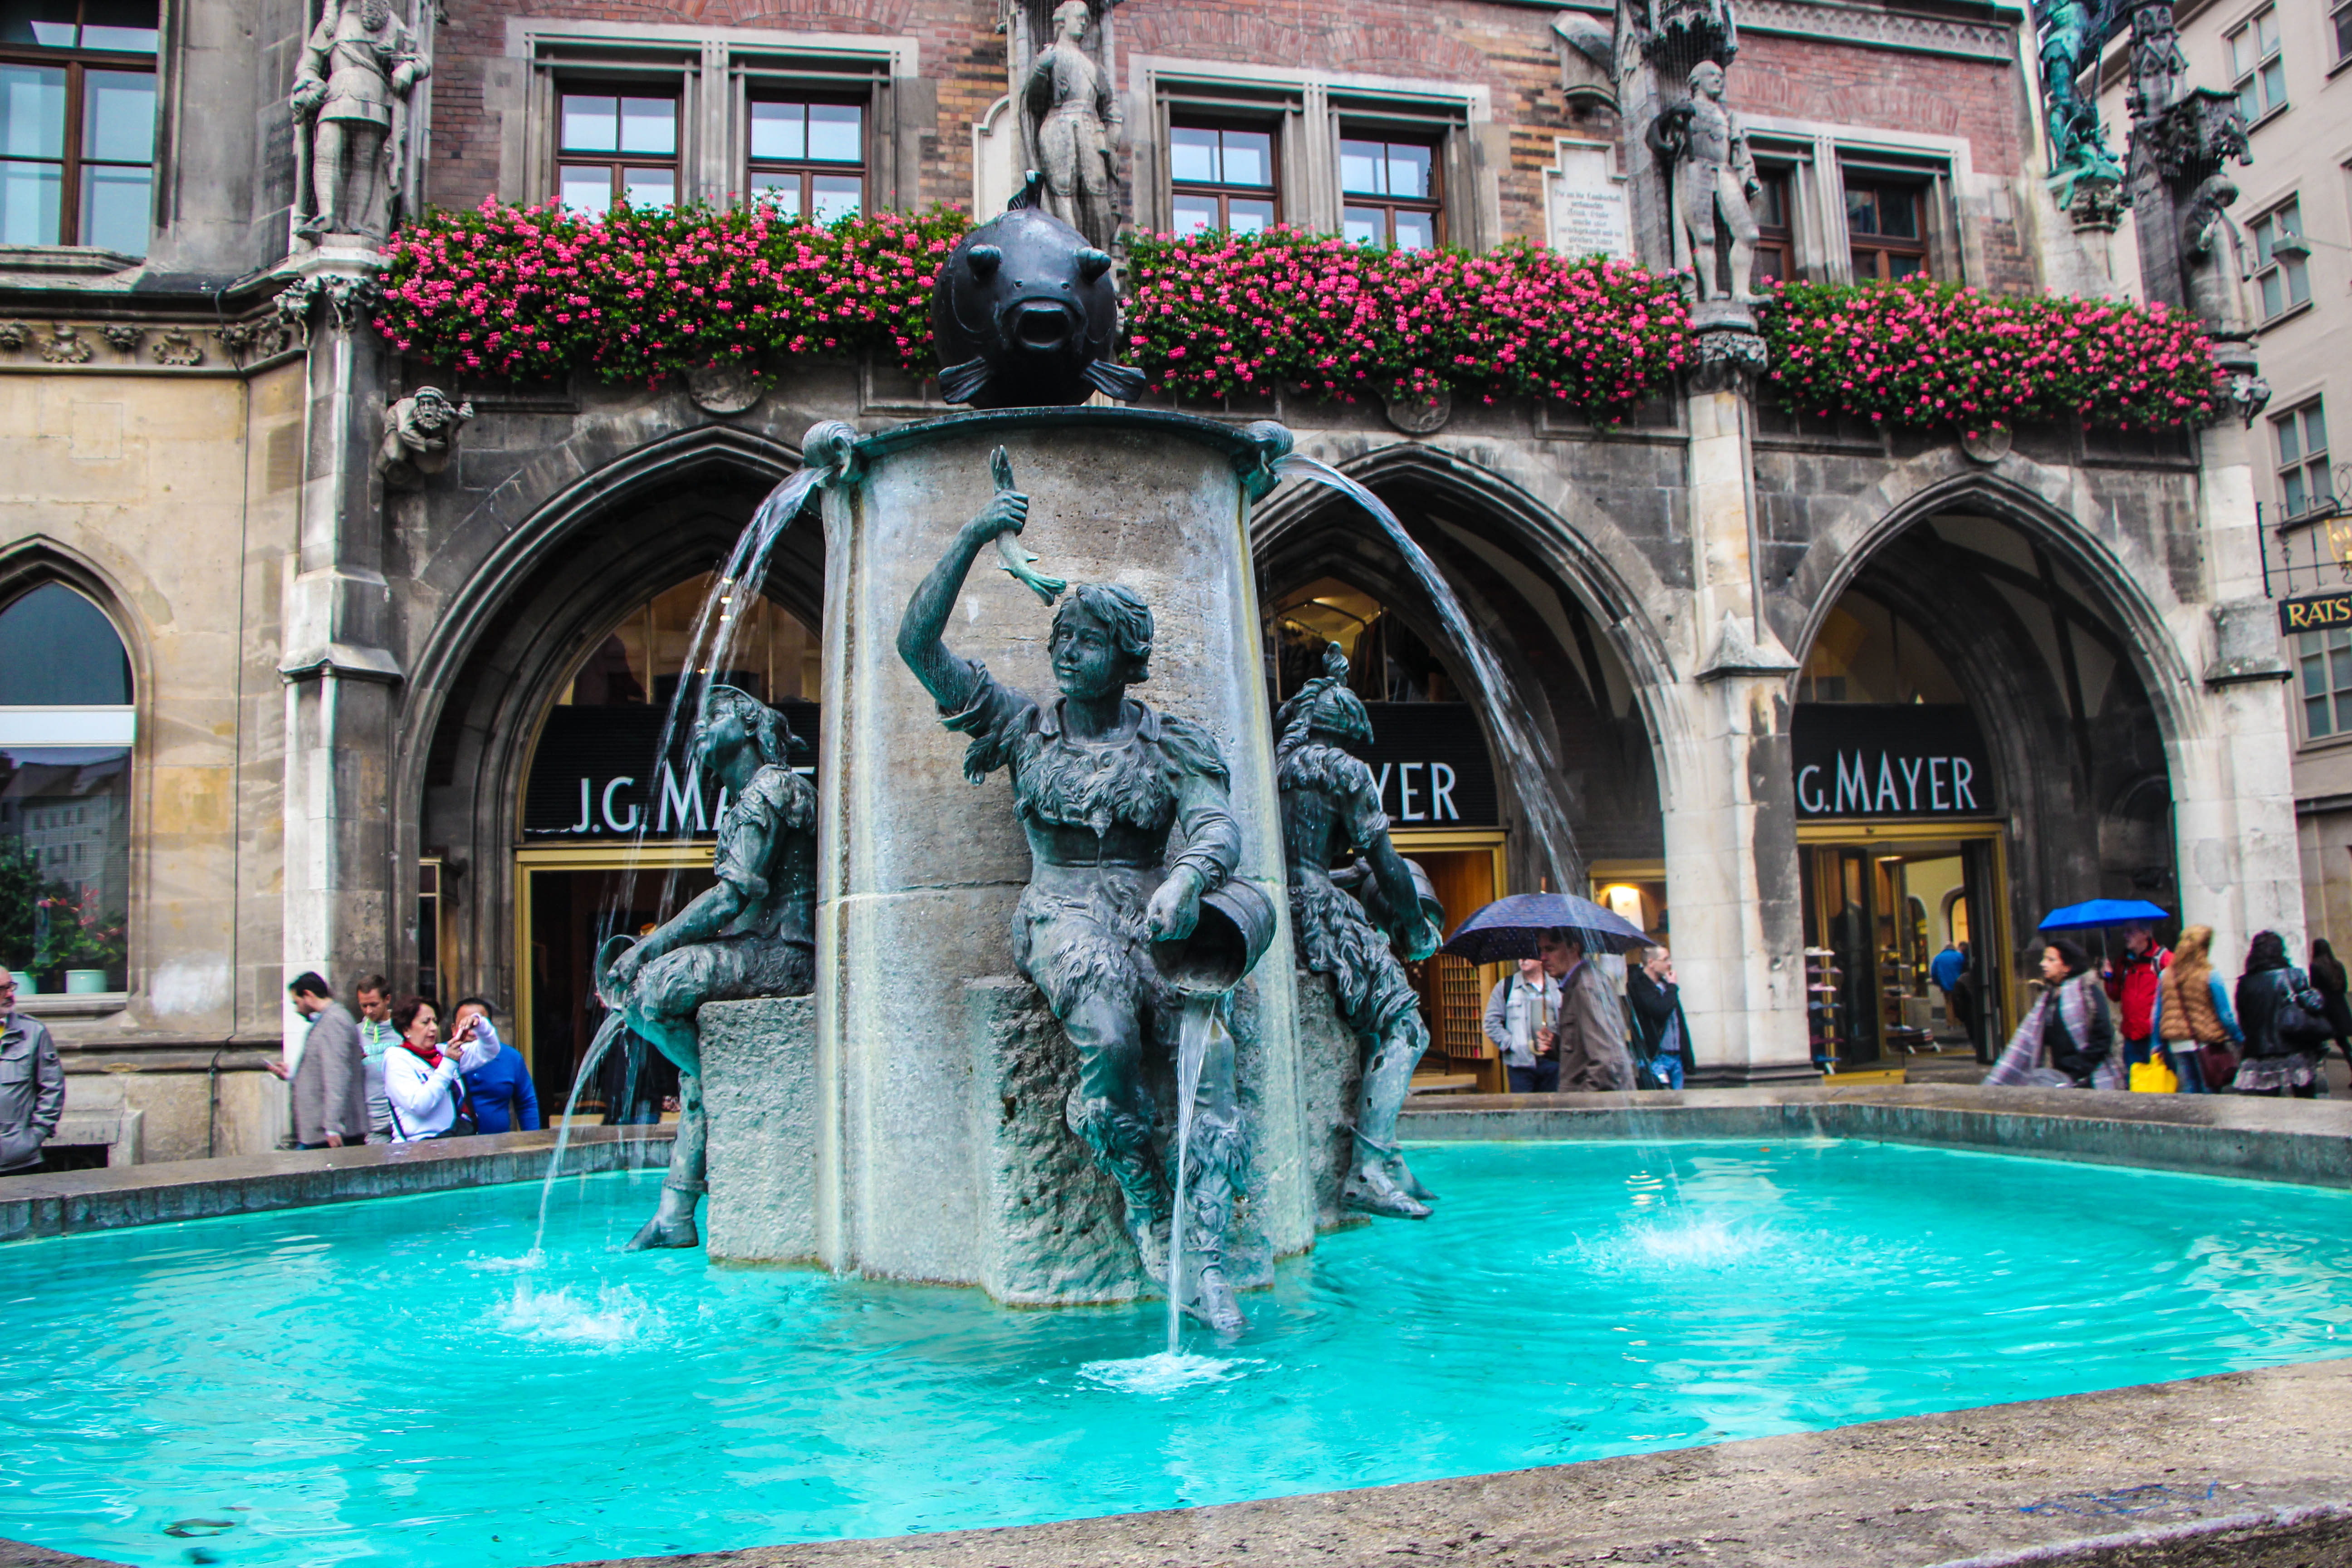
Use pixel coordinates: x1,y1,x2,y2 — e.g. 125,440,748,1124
0,0,2303,1155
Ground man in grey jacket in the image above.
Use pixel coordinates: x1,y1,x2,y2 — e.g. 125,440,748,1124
276,972,368,1148
0,966,64,1173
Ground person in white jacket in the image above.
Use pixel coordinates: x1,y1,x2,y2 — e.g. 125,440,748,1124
382,996,494,1142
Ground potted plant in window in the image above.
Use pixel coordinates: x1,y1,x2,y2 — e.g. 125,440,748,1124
37,892,123,995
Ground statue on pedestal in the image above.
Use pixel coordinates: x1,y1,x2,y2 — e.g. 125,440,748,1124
1651,61,1759,302
1276,645,1445,1219
292,0,426,241
601,688,818,1250
896,470,1252,1334
1020,0,1119,252
2034,0,2126,212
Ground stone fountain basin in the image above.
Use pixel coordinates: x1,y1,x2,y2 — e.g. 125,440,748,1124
4,1083,2352,1568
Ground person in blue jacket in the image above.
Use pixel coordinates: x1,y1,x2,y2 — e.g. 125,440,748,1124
452,997,541,1132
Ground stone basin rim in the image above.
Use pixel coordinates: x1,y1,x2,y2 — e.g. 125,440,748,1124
844,404,1284,467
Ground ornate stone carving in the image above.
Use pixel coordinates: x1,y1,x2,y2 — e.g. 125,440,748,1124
39,324,91,364
1018,0,1118,250
2123,0,2253,339
1739,0,2013,60
99,323,142,354
376,386,473,488
276,272,382,335
685,362,770,415
1649,61,1760,303
292,0,428,242
598,687,819,1252
1683,310,1769,395
0,322,28,352
1383,388,1452,436
151,329,203,367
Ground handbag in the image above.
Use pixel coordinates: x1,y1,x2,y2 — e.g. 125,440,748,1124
2129,1054,2178,1093
2272,970,2334,1052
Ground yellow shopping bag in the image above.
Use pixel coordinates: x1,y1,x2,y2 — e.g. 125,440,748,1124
2130,1054,2179,1093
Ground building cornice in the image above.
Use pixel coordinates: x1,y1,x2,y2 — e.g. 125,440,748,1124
1741,0,2018,61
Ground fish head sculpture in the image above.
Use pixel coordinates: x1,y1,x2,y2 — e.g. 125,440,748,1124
930,193,1146,409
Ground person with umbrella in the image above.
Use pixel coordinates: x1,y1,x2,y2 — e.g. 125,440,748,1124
1446,892,1646,1093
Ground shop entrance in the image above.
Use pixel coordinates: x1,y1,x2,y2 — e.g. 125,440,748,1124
1798,823,2010,1071
1394,829,1508,1093
516,844,712,1116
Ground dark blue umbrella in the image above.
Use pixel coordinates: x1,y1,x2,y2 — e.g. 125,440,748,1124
2038,898,2169,933
1441,892,1651,963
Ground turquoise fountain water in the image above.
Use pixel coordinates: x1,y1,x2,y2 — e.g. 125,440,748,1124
6,1139,2352,1568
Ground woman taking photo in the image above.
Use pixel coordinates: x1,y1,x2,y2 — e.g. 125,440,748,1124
382,995,489,1142
1986,939,2117,1088
2151,925,2241,1093
2233,931,2330,1098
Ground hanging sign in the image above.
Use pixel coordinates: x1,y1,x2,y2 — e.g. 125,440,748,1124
1359,702,1499,827
2278,589,2352,635
523,701,819,839
1790,704,1995,820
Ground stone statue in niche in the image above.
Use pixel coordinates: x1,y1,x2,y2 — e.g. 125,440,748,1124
376,386,471,489
1276,644,1446,1220
896,461,1253,1334
1650,61,1759,303
599,687,818,1250
1020,0,1119,252
292,0,427,241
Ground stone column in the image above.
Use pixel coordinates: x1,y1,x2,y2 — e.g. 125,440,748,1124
2179,412,2302,966
276,245,402,1034
1662,338,1813,1083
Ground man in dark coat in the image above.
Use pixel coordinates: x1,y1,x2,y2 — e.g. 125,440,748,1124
1626,945,1697,1089
1538,931,1636,1092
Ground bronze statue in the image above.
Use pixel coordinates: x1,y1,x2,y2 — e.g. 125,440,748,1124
2034,0,2124,203
1276,645,1444,1218
1652,61,1759,302
600,687,818,1250
1020,0,1118,252
931,193,1144,408
895,469,1252,1334
291,0,426,240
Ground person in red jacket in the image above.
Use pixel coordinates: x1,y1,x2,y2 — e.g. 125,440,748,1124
2104,923,2171,1070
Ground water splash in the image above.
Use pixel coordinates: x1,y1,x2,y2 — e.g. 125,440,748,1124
532,1011,629,1257
1079,1352,1250,1396
1271,455,1579,892
1164,999,1213,1355
496,1280,656,1349
1575,1217,1789,1272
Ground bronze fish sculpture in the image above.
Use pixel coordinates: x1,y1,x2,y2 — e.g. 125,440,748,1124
931,181,1147,409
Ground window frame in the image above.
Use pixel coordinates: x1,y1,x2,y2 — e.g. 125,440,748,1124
1166,114,1282,236
1842,172,1931,284
2250,199,2311,321
2274,398,2335,523
2300,627,2352,742
1751,164,1797,289
743,90,868,224
1337,127,1444,250
2228,5,2287,124
0,0,158,255
552,82,684,216
2333,0,2352,68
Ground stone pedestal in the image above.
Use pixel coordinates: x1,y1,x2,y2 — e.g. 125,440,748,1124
811,408,1308,1294
1292,968,1366,1230
701,996,818,1264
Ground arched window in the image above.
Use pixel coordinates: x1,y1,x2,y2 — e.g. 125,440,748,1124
0,584,133,996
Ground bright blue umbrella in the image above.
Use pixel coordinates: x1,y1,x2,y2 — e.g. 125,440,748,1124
2037,898,2170,933
1441,892,1651,963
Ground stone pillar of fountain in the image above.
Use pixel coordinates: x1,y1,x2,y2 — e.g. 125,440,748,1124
791,408,1313,1301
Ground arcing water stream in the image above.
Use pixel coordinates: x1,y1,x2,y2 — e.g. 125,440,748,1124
1271,455,1580,893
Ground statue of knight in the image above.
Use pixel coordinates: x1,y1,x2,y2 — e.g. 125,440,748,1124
1276,644,1446,1219
291,0,427,241
1653,60,1760,302
600,687,818,1250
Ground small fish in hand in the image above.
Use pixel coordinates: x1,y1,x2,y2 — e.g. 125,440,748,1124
989,446,1064,606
